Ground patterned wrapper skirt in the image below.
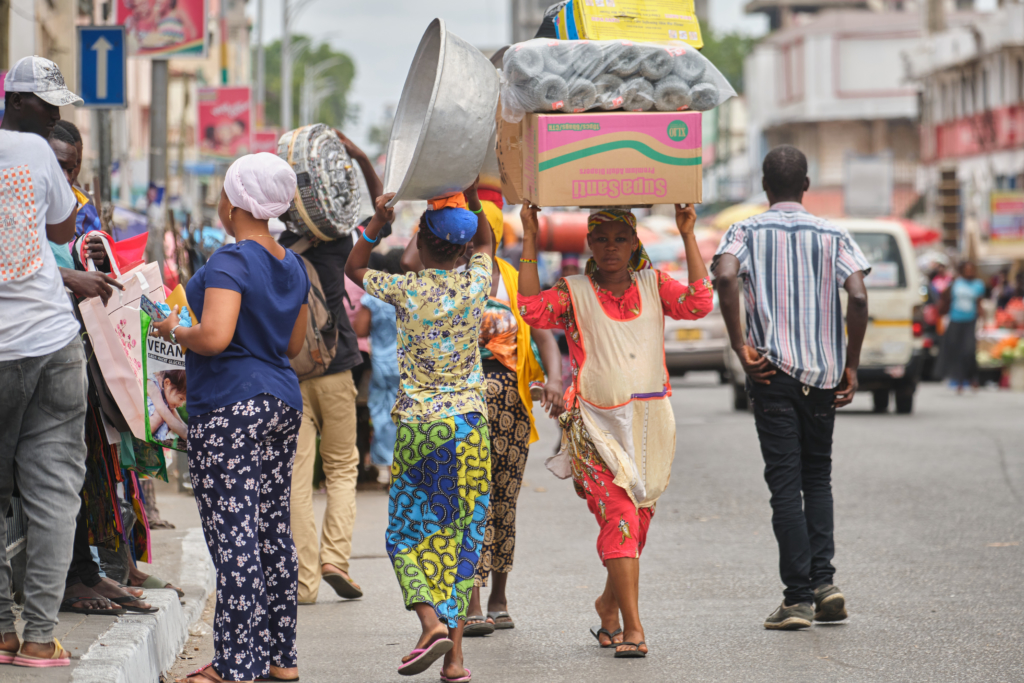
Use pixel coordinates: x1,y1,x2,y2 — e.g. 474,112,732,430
475,366,532,587
386,412,491,627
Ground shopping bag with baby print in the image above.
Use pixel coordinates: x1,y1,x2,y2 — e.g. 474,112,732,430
141,304,192,452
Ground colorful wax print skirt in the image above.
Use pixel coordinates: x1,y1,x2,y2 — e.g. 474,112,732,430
386,412,491,627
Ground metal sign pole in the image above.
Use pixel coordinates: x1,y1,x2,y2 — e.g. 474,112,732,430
148,59,169,268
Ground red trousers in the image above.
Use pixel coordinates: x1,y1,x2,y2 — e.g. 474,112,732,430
577,457,654,564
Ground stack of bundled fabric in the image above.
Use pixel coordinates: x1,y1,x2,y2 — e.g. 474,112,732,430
276,123,362,241
501,39,735,122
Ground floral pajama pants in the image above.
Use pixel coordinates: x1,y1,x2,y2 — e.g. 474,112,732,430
188,394,301,682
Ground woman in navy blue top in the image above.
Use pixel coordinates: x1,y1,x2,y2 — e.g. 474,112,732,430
152,153,308,683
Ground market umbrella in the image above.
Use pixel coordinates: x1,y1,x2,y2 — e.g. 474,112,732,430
900,219,941,247
710,202,769,230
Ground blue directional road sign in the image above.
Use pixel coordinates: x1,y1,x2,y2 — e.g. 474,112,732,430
78,26,126,108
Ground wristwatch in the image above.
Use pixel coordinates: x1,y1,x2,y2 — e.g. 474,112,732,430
170,325,181,345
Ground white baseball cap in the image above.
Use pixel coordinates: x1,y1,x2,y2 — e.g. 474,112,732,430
5,55,83,106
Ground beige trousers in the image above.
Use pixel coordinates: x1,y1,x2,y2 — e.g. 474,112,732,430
291,370,359,603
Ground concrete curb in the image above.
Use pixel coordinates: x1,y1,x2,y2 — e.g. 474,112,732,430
70,528,214,683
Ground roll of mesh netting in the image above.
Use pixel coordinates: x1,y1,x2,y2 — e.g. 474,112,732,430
673,50,707,83
277,123,361,241
621,77,655,112
572,41,605,79
594,74,624,110
688,82,720,112
543,42,575,76
522,73,569,111
653,75,692,112
566,78,598,112
607,43,643,78
639,47,674,81
505,45,546,85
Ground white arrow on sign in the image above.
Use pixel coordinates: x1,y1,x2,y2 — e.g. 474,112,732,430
91,36,113,100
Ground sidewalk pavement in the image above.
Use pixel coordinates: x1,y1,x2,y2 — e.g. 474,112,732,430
5,466,213,683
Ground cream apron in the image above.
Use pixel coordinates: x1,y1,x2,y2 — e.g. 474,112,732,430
546,271,677,508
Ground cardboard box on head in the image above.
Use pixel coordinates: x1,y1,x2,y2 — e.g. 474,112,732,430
498,111,702,208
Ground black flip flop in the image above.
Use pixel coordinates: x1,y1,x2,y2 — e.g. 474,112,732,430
487,610,514,630
256,676,300,682
110,595,159,614
60,596,127,616
464,615,495,637
322,571,363,600
614,641,647,659
590,627,623,648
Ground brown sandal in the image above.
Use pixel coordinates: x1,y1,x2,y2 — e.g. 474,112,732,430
176,663,233,682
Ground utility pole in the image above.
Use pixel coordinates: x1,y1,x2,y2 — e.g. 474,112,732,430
0,0,9,71
281,0,316,132
220,0,229,84
282,0,291,131
147,60,169,268
256,0,265,126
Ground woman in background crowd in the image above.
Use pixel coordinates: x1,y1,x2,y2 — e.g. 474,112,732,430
939,260,986,394
154,153,309,683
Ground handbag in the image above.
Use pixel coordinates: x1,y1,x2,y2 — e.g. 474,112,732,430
78,243,166,440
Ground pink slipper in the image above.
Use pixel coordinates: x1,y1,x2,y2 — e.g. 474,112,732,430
397,637,453,676
441,667,472,683
0,650,16,665
12,638,70,668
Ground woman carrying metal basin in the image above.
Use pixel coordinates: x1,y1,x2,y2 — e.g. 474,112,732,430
517,203,714,659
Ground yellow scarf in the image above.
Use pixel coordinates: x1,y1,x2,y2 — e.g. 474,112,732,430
496,257,546,445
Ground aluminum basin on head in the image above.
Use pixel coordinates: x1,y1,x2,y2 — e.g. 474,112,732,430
383,18,500,206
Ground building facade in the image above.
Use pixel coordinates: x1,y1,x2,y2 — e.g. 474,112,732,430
743,7,941,217
908,2,1024,252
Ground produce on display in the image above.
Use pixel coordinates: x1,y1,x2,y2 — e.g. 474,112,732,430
501,39,735,122
277,123,362,241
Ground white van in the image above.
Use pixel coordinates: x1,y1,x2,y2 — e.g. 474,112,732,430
726,218,926,413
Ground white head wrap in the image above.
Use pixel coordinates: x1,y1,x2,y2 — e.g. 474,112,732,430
223,153,297,221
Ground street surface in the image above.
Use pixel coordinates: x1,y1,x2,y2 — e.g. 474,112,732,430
192,376,1024,682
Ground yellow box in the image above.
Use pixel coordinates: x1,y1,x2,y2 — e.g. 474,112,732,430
568,0,703,48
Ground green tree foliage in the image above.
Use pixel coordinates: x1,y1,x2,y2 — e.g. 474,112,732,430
261,35,356,129
700,31,758,94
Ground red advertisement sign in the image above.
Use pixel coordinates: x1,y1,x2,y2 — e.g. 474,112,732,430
117,0,206,57
197,86,252,160
252,129,280,155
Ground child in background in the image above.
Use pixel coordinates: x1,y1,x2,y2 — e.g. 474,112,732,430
353,249,403,487
345,184,494,683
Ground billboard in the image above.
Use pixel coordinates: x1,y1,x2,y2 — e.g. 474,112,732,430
197,86,251,160
252,129,281,155
117,0,206,58
991,191,1024,243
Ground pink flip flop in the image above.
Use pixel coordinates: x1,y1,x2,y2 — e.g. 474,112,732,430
12,638,71,668
0,650,16,665
440,667,472,683
397,638,453,676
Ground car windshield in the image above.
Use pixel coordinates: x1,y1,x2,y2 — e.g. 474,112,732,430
851,232,906,289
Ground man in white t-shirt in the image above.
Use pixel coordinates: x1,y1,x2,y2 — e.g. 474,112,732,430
0,55,90,668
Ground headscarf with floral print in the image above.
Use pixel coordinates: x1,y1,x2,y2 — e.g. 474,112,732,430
585,209,652,276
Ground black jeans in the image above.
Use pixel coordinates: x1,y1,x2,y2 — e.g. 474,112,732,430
749,372,837,605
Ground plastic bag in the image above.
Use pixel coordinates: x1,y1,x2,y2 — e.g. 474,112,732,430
501,38,736,122
141,310,189,453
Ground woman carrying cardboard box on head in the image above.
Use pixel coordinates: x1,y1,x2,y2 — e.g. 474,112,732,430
516,202,713,659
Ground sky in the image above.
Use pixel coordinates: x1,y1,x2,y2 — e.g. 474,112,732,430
251,0,768,147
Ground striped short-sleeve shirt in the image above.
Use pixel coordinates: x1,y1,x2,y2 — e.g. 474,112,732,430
713,203,871,390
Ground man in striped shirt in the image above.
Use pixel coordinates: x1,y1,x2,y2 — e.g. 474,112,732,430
713,145,870,631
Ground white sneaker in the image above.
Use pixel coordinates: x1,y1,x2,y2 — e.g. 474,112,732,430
377,466,391,486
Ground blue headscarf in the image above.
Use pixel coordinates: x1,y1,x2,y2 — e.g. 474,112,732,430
422,207,478,245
